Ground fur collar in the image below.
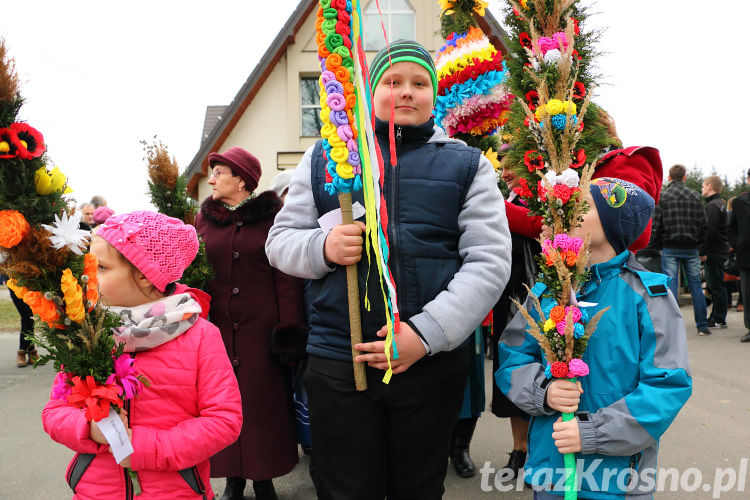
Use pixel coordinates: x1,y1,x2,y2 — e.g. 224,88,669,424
200,190,281,226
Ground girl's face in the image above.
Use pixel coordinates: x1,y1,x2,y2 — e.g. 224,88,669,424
208,164,245,203
91,237,152,308
373,62,434,126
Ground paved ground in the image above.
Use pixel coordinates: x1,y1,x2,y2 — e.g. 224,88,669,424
1,303,748,499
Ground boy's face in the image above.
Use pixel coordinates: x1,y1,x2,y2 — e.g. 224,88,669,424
571,192,611,251
373,62,433,126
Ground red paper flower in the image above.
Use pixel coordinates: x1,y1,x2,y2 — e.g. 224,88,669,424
537,180,546,199
524,150,544,172
578,120,584,132
572,81,586,100
572,49,580,60
551,362,569,378
571,17,580,35
0,127,23,159
519,32,532,49
524,116,530,127
10,122,45,159
525,90,540,111
571,149,587,168
552,184,573,204
67,375,123,422
514,178,534,198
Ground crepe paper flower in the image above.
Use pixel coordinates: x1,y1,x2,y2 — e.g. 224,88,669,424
0,210,31,248
563,250,578,266
34,165,71,195
10,122,45,159
67,375,123,422
572,81,586,100
485,148,501,171
473,0,488,16
537,37,558,55
0,127,23,159
51,372,74,401
514,178,534,198
543,318,556,332
572,49,580,61
438,0,455,10
22,289,61,326
543,49,562,65
578,119,585,132
571,18,581,36
112,354,144,400
567,358,590,377
550,361,569,378
552,184,573,204
83,253,99,308
41,211,90,256
520,0,529,9
556,320,568,336
61,269,85,324
537,180,547,200
524,150,545,172
574,322,585,339
571,149,587,168
549,305,566,323
525,90,539,111
565,306,582,323
519,32,532,49
552,32,570,52
535,99,576,121
559,168,580,187
579,308,590,323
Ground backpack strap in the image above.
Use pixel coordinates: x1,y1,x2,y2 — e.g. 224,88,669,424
66,453,96,493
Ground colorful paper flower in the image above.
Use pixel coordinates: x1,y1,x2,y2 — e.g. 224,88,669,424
550,361,569,378
35,166,72,195
0,210,31,248
10,122,45,159
61,269,85,324
573,322,585,339
572,81,586,100
514,178,534,198
524,150,545,172
112,354,143,400
67,375,123,422
41,211,90,255
570,17,581,36
571,149,587,169
567,358,589,377
552,184,573,204
519,32,532,49
0,127,23,159
525,90,539,111
549,305,566,323
83,253,99,309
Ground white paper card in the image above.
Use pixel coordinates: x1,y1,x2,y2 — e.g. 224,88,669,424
577,301,598,308
317,202,366,232
97,407,134,464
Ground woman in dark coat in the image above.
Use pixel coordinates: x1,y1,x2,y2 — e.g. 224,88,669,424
195,147,306,500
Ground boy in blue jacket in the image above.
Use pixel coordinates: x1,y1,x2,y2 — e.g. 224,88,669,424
266,40,511,499
497,177,692,499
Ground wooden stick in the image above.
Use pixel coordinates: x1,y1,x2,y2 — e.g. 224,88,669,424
337,191,367,391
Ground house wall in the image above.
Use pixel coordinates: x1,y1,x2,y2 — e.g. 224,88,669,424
196,0,445,202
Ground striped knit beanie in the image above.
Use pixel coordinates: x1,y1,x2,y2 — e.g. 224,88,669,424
370,40,438,103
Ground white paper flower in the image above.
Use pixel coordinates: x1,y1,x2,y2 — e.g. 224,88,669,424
543,49,562,65
41,211,90,255
558,168,580,188
544,170,557,186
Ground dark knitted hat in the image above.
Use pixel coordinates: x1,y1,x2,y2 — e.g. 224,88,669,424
589,177,655,255
208,147,262,193
370,39,437,103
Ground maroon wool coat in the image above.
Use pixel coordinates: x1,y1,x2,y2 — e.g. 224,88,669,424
196,191,306,480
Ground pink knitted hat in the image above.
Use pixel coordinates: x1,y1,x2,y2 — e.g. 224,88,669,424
93,206,115,225
97,211,199,292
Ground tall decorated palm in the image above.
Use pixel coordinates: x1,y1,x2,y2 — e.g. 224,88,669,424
435,0,513,167
142,139,213,290
498,2,617,498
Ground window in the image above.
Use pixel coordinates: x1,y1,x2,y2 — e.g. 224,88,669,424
300,77,323,137
363,0,416,52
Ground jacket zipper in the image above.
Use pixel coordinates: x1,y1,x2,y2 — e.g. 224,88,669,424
193,466,207,499
66,454,80,486
125,353,135,499
388,125,403,313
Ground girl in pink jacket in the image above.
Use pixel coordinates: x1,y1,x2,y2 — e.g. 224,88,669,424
42,211,243,500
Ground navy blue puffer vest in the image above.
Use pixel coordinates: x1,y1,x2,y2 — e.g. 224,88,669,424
307,118,480,362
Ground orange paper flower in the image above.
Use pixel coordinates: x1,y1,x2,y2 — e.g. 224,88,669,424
82,253,99,309
22,289,61,327
549,305,566,323
0,210,31,248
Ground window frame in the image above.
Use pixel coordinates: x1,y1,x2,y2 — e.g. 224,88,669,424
300,75,323,138
363,0,417,52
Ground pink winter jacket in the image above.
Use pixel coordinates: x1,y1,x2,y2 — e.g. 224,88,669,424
42,316,242,499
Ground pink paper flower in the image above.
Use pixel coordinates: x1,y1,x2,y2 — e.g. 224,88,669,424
51,372,73,401
113,353,143,400
567,358,589,377
565,305,582,323
537,37,558,55
556,319,568,336
552,32,570,51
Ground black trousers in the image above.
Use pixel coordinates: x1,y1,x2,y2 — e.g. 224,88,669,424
9,289,33,351
741,270,750,329
304,346,470,500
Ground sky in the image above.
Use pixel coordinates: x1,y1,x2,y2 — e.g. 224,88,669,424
2,0,749,213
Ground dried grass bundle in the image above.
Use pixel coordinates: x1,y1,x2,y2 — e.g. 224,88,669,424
144,141,179,190
0,40,19,106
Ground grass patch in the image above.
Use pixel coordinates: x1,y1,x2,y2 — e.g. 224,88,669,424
0,285,22,332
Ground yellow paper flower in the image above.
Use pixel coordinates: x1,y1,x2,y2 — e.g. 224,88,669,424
474,0,488,16
485,148,501,171
49,166,67,191
520,0,529,8
439,0,456,10
35,167,53,195
61,268,85,324
543,318,556,332
546,99,564,116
